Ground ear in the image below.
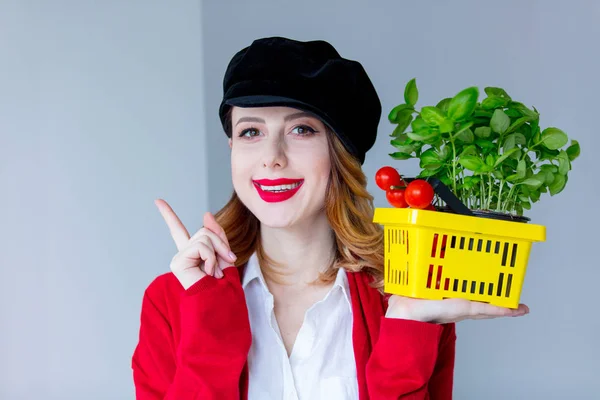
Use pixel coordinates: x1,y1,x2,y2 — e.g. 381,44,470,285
228,138,232,149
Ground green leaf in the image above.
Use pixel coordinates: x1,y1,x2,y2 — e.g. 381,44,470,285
536,170,554,185
517,159,526,177
530,190,541,203
389,152,413,160
504,108,522,118
507,160,527,181
420,148,442,165
492,170,504,179
404,78,418,106
390,124,408,138
459,155,484,171
557,150,570,175
475,139,496,152
540,127,569,150
549,174,567,195
481,96,509,110
407,130,440,142
474,126,492,139
506,116,534,134
388,104,413,124
439,118,455,133
486,154,496,167
454,128,474,143
411,117,429,133
503,135,516,152
494,148,520,167
460,144,478,157
396,111,414,135
417,167,444,178
390,139,419,154
490,109,510,134
521,201,532,210
447,87,479,121
484,87,512,100
436,98,452,113
455,121,474,135
510,102,539,119
438,145,451,160
420,106,446,127
566,139,580,161
521,177,544,189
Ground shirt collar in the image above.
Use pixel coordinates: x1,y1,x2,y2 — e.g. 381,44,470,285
242,252,352,307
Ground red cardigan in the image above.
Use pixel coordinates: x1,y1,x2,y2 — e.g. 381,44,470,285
132,267,456,399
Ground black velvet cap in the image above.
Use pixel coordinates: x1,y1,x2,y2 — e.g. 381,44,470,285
219,37,381,164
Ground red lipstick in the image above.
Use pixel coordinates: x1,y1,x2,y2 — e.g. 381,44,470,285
252,178,304,203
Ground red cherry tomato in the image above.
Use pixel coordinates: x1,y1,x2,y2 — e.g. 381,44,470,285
375,166,405,191
386,188,409,208
405,180,435,209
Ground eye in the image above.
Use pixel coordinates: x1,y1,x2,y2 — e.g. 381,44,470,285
239,127,261,138
291,125,317,136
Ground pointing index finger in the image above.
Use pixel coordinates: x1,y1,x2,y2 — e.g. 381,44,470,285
155,199,190,251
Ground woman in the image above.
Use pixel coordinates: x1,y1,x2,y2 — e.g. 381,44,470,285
131,36,528,400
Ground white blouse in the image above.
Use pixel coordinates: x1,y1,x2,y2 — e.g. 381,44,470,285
242,253,359,400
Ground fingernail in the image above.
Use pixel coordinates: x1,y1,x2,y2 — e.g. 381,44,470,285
228,251,237,261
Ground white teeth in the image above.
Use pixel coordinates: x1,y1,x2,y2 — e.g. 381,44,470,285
259,182,301,192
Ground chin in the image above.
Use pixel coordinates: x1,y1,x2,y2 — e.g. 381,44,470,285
249,203,299,228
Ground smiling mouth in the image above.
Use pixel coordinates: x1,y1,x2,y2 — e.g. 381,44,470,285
252,179,304,202
255,182,302,192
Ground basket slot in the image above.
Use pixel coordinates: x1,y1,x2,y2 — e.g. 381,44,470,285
510,244,518,267
505,273,513,297
426,264,434,288
501,243,510,266
470,281,476,294
462,280,468,293
444,278,450,291
450,236,457,249
486,240,492,253
488,283,494,296
440,235,447,258
495,241,501,254
479,282,485,295
460,237,466,250
435,265,443,290
431,234,439,258
497,273,505,297
468,238,474,251
453,279,459,292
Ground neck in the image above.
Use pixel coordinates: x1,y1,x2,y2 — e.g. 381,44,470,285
259,211,335,285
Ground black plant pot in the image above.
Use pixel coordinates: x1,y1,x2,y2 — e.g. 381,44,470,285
405,177,531,224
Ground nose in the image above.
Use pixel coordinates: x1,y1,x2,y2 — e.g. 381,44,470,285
261,135,287,169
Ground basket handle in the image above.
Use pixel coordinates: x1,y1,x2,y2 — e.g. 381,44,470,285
404,177,474,216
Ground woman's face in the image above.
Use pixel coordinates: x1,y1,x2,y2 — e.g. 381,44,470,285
229,106,331,229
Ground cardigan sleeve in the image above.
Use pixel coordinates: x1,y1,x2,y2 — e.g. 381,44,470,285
365,318,456,399
131,268,251,399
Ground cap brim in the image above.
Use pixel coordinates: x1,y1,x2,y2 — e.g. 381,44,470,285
225,95,321,115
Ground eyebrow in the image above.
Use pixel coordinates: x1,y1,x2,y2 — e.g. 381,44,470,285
234,112,315,127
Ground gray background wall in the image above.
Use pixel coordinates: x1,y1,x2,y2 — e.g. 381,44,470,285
1,0,598,399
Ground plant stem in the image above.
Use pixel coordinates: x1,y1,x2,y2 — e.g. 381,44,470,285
450,138,458,195
497,180,505,212
487,174,493,210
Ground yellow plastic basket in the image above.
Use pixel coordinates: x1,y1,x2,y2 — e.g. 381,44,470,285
373,208,546,308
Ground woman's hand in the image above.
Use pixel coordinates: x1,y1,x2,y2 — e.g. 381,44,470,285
155,199,237,290
386,295,529,324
